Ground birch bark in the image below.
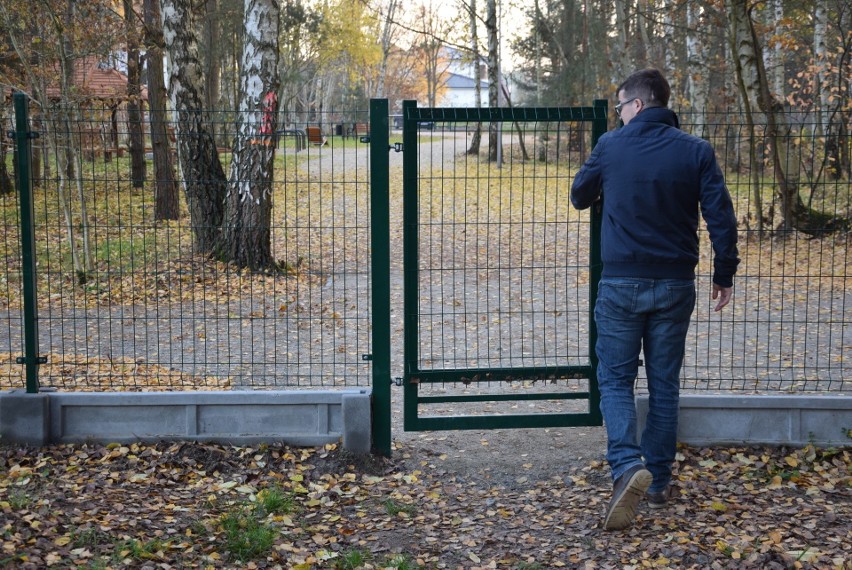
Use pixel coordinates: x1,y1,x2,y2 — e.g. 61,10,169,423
161,0,227,252
215,0,280,269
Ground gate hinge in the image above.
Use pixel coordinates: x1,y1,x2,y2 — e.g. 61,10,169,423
389,142,403,153
7,130,40,140
393,377,404,386
359,136,370,144
361,354,372,361
16,356,48,365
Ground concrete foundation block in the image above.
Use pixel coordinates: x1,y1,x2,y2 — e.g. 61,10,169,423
0,389,373,452
0,389,50,446
636,394,852,448
342,390,372,453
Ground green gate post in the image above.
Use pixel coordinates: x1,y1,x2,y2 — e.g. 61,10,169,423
587,99,609,424
12,92,42,394
400,100,419,432
369,98,392,456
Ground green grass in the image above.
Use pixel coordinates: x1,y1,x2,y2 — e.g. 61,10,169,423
113,538,170,562
220,507,277,562
6,489,32,510
334,549,371,569
256,485,297,516
383,498,418,517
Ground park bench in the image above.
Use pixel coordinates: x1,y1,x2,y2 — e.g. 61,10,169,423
306,126,327,146
346,123,370,139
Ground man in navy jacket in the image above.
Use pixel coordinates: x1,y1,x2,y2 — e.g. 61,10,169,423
571,68,739,530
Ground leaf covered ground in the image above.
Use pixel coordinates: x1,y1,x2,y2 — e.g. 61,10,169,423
1,440,849,569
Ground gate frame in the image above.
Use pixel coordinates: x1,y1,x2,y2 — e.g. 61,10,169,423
401,100,609,432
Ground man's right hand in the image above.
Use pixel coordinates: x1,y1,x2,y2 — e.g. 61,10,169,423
712,284,733,312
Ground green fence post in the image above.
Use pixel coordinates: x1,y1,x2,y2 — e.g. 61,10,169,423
400,100,419,432
12,92,42,394
369,98,392,456
587,99,609,423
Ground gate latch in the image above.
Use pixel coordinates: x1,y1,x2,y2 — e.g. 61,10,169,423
389,142,403,153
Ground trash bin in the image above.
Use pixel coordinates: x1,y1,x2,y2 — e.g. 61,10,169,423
335,123,343,136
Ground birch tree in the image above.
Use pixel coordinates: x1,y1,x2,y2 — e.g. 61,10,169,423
375,0,399,98
463,0,482,155
161,0,228,252
214,0,280,268
686,1,710,138
814,0,829,136
485,0,500,161
729,0,816,233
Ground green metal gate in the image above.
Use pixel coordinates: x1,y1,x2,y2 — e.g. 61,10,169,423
401,101,608,431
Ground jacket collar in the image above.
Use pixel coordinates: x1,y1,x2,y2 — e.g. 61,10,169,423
629,106,680,129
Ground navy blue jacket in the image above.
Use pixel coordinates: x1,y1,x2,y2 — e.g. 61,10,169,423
570,107,739,287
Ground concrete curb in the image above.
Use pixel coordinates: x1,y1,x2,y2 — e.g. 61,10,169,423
0,389,372,453
637,394,852,447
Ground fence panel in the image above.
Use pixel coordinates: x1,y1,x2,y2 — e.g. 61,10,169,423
679,111,850,393
0,103,849,395
1,103,373,390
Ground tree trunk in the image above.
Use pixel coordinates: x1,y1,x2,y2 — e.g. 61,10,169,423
0,110,12,194
612,0,631,84
124,0,146,188
728,10,764,236
730,0,806,232
769,0,785,98
162,0,228,252
376,0,398,99
215,0,280,269
486,0,500,162
60,0,94,275
466,0,482,155
687,1,709,139
144,0,179,221
203,0,222,111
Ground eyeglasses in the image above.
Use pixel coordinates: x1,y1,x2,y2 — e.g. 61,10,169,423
615,97,641,117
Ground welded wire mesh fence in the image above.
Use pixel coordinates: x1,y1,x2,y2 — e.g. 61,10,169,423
679,111,850,393
1,104,373,390
404,109,850,398
0,102,849,394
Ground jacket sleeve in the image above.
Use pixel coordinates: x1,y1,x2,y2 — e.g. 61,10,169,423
570,138,605,210
699,148,740,287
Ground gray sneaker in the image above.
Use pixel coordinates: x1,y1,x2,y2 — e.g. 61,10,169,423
603,464,652,530
646,487,670,509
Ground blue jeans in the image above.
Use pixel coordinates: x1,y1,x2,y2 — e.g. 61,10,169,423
594,278,695,493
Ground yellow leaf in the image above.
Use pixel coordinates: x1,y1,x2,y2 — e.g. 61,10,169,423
711,502,727,512
55,536,72,546
768,476,783,489
785,456,798,468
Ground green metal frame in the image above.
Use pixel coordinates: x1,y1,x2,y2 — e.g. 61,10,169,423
12,92,43,394
402,101,608,432
370,99,392,456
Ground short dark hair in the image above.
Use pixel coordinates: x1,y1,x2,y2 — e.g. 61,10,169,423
617,68,671,108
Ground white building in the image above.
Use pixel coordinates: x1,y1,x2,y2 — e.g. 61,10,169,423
440,72,490,107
